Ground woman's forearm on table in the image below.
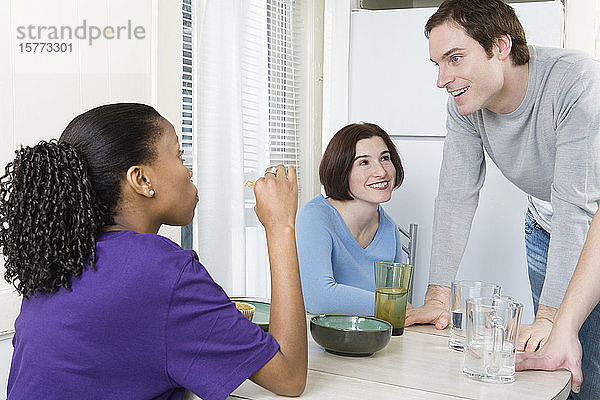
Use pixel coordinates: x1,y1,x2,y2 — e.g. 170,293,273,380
303,280,375,316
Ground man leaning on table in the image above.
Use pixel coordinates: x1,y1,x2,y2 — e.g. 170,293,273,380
403,0,600,398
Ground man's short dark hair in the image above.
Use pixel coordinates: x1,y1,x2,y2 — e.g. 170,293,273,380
319,123,404,201
425,0,529,66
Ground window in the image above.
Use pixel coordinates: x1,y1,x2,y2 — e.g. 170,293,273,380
242,0,302,208
192,0,306,297
243,0,302,211
181,0,193,249
266,0,301,189
242,0,303,297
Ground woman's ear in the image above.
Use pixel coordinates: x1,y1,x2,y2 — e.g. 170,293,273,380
495,34,513,62
125,165,155,198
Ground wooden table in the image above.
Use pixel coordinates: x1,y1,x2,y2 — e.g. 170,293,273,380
228,324,571,400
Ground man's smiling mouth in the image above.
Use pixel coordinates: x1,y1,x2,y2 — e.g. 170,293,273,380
450,86,469,97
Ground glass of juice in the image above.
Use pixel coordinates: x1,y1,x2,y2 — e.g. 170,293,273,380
374,262,413,336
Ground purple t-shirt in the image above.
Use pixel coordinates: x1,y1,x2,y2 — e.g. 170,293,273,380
7,230,279,400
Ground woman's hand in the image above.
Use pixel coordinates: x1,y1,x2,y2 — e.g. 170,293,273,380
253,165,298,232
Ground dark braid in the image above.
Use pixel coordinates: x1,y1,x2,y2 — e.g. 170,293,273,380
0,103,164,298
0,141,109,298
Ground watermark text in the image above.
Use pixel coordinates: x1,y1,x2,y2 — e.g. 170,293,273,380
16,20,146,46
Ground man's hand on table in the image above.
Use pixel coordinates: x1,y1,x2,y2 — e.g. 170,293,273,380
516,319,583,393
405,285,450,330
517,304,557,352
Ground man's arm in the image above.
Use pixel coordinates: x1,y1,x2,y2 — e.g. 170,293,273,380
519,60,600,351
406,99,485,327
516,304,557,352
516,208,600,393
405,284,450,329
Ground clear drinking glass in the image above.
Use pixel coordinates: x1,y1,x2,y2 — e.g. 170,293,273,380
463,296,523,383
449,280,501,351
374,262,413,336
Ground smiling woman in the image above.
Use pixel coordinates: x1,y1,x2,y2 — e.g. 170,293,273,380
295,123,405,316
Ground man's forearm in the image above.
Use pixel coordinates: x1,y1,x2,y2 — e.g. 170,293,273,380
535,304,557,323
552,209,600,332
425,284,451,308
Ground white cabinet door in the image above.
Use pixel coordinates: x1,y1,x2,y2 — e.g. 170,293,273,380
349,7,446,136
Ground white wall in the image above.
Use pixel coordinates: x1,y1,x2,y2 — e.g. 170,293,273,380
0,0,181,396
0,336,12,397
565,0,600,57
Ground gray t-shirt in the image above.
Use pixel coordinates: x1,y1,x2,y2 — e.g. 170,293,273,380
429,45,600,308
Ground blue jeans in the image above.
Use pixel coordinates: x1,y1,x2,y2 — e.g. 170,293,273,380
525,210,600,399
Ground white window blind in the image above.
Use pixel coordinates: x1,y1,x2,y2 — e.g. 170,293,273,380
266,0,301,182
181,0,193,249
192,0,304,298
246,0,302,298
182,0,193,170
243,0,302,210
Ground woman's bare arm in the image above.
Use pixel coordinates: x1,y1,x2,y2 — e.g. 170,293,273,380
250,165,307,396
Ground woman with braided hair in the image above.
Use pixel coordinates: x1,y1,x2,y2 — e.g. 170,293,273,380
1,103,306,399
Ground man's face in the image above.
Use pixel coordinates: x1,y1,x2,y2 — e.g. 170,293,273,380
429,22,505,115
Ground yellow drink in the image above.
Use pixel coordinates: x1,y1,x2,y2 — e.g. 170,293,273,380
375,287,408,336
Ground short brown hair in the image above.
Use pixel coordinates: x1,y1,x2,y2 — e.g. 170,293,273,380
425,0,529,66
319,123,404,201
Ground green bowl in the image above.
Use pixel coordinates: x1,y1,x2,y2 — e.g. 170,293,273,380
310,314,392,357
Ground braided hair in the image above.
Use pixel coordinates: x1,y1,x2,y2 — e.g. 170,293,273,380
0,103,164,298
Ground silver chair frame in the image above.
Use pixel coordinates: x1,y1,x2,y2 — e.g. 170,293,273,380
398,224,418,303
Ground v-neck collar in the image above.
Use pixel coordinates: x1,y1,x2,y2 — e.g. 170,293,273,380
320,194,384,251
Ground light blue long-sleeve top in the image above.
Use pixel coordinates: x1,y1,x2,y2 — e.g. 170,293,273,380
295,194,403,316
